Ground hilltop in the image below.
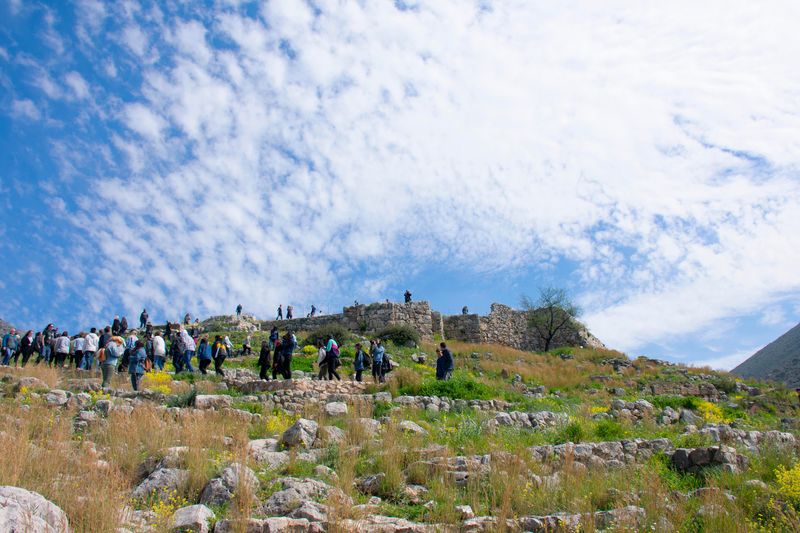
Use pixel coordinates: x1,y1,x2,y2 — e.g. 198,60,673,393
0,310,799,531
732,322,800,388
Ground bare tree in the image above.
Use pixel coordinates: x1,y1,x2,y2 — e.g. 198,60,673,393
521,287,581,352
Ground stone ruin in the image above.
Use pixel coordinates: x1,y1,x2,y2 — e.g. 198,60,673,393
203,300,605,352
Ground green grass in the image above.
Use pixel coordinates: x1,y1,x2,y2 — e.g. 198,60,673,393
399,373,495,400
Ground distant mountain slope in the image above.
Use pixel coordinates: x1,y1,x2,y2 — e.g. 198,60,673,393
732,322,800,388
0,318,15,334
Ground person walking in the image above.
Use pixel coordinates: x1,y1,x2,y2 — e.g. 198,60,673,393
19,331,33,367
70,334,85,369
436,342,454,380
325,335,341,381
54,332,70,368
180,327,196,373
353,343,370,382
404,290,412,303
197,336,213,374
212,335,227,376
316,341,328,380
129,340,147,391
190,318,199,337
42,324,56,364
101,336,124,388
152,332,166,370
276,304,283,320
271,337,282,379
242,334,252,356
112,316,121,335
2,328,18,366
98,326,112,349
33,331,45,365
371,339,386,384
139,309,149,329
269,326,279,350
310,304,316,317
258,340,271,380
280,331,296,379
287,305,293,320
236,304,242,317
119,316,128,335
82,328,99,370
170,333,184,373
183,313,191,326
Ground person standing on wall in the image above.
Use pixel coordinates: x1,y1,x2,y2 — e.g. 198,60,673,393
236,304,242,317
140,309,149,329
371,339,386,383
276,304,283,320
287,305,293,320
404,290,412,303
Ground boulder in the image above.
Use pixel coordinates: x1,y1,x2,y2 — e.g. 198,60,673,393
43,390,69,407
287,501,328,522
680,409,704,426
260,478,331,516
281,419,319,449
170,504,215,533
214,517,321,532
399,420,428,436
357,473,385,496
316,426,346,445
198,479,230,507
0,486,70,533
132,468,189,502
323,402,348,417
193,395,233,410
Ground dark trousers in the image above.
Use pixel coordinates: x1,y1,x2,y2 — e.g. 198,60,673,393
130,373,142,391
21,350,32,367
214,355,226,376
317,363,327,380
259,363,270,380
281,354,292,379
55,352,68,367
327,359,341,381
199,359,211,374
355,369,363,382
372,362,385,383
70,350,82,368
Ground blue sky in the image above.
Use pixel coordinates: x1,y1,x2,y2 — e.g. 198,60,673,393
3,1,800,370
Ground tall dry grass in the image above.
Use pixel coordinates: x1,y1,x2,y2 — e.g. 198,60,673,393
0,402,128,532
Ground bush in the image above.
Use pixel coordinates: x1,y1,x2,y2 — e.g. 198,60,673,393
302,325,351,347
776,463,800,505
400,374,494,400
377,325,420,347
594,419,625,440
649,395,701,411
553,420,585,444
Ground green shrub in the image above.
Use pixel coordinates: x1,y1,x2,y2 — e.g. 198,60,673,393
302,325,351,347
649,395,701,411
553,420,585,444
399,374,493,400
377,325,420,347
594,419,625,440
167,388,197,408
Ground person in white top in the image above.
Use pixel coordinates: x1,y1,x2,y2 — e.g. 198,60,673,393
82,328,99,370
152,333,166,370
70,335,86,369
179,327,195,373
54,332,70,367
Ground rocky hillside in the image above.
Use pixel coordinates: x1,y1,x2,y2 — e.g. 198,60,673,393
0,333,799,532
732,322,800,388
0,318,15,334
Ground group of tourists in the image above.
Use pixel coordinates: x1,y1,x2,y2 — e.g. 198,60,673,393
257,326,297,379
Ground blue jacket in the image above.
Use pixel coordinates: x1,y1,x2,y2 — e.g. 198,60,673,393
371,345,385,364
104,342,122,366
128,347,147,375
198,342,213,361
354,349,368,371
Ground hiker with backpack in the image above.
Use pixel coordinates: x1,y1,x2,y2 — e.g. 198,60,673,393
197,336,213,374
371,339,386,383
279,331,296,379
2,328,18,366
129,340,147,391
179,327,196,373
258,340,271,380
212,335,227,376
271,336,283,379
353,342,371,382
269,326,279,350
324,335,341,381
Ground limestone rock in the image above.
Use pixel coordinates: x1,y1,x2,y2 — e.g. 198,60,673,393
323,402,348,417
44,390,69,407
193,395,233,410
399,420,428,436
288,501,327,522
260,478,332,517
170,504,215,533
132,468,189,502
0,486,70,533
281,419,319,449
316,426,346,445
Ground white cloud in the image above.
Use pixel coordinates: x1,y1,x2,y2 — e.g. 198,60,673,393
33,2,800,354
693,346,763,371
65,71,90,99
11,99,40,120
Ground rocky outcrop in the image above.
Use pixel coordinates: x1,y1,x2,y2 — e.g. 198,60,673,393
0,486,70,533
486,410,568,430
696,424,797,451
280,419,319,449
670,445,748,474
530,439,674,470
170,504,215,533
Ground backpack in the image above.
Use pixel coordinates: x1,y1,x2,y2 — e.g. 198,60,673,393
331,344,340,358
97,347,106,363
381,354,392,373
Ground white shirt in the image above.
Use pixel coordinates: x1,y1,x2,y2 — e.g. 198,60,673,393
152,336,166,356
54,336,70,354
317,347,327,365
181,331,196,351
72,337,85,352
83,332,99,352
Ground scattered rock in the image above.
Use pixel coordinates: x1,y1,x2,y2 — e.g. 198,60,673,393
0,486,70,533
132,468,189,502
281,419,319,449
323,401,348,417
170,504,215,533
399,420,428,436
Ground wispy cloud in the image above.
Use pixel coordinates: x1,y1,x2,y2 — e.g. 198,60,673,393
3,1,800,361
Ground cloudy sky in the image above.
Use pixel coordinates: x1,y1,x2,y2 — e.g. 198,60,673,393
2,1,800,369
